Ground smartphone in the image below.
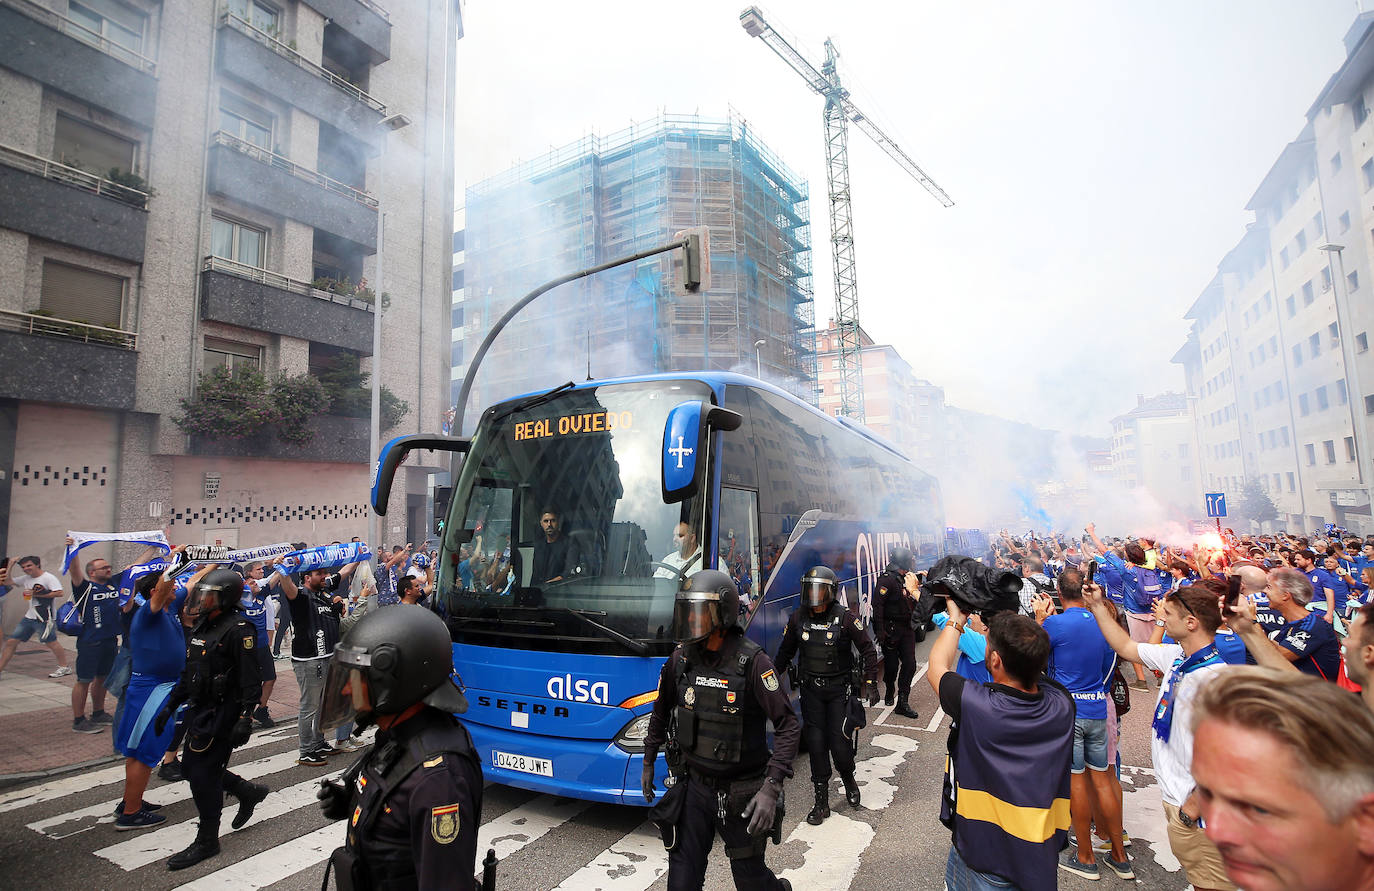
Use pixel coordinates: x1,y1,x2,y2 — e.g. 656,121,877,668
1224,574,1242,615
1086,559,1098,585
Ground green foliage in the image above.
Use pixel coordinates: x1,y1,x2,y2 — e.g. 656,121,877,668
106,168,149,192
312,352,410,431
310,276,375,304
272,372,329,444
174,366,277,439
1236,478,1279,525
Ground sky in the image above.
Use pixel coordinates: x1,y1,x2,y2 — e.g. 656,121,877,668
456,0,1362,436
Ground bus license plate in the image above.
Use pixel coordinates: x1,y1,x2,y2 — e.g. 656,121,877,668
493,750,553,777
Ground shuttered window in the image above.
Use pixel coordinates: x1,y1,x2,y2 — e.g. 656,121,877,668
53,114,137,176
40,260,125,329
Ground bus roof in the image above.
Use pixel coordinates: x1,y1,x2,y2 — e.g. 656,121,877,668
491,371,913,463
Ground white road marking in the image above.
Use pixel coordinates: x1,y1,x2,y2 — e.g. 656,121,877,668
553,822,668,890
479,795,593,861
849,733,917,810
173,822,341,891
776,811,875,888
1119,766,1179,873
923,707,946,733
0,728,296,814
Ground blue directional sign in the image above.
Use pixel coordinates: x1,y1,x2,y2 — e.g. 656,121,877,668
1205,492,1227,519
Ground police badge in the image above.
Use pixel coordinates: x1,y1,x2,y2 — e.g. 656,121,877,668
684,687,696,707
761,669,779,692
431,803,460,844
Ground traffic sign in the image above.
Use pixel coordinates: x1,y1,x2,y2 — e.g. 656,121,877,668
1205,492,1227,518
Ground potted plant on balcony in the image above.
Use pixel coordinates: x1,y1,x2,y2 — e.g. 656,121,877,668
175,367,331,454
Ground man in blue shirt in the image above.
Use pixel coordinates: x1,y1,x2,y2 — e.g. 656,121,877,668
1294,549,1339,625
1235,568,1341,680
68,552,124,734
1034,570,1131,881
1087,525,1154,690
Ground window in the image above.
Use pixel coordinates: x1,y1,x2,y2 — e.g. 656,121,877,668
1287,472,1296,492
1322,267,1333,291
1306,443,1317,465
53,114,135,176
1295,230,1308,253
1359,100,1372,128
1303,281,1315,305
1293,344,1303,367
1338,380,1349,404
40,260,125,329
1350,270,1361,292
1299,393,1311,416
1273,472,1282,490
1316,385,1329,411
1340,210,1351,233
1363,158,1374,188
1358,332,1369,352
228,0,279,33
1313,213,1323,235
67,0,144,53
1286,295,1297,317
1178,444,1189,458
211,216,266,267
1348,436,1358,462
1280,247,1290,269
218,93,273,150
1333,152,1344,174
1281,426,1291,446
1310,332,1322,358
1368,394,1374,416
1331,321,1341,345
1325,440,1337,464
203,337,262,375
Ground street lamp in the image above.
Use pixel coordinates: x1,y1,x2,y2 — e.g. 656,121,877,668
1320,243,1368,501
368,113,412,552
753,339,765,378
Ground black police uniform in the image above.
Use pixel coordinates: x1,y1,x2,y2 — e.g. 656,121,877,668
167,606,263,852
329,708,483,891
643,628,800,891
872,565,919,713
774,601,878,790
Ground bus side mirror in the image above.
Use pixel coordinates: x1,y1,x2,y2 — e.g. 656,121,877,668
373,435,470,516
661,402,741,504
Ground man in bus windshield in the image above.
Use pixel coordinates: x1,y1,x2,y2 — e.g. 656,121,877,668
531,506,570,585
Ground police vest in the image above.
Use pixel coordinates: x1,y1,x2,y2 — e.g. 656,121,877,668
672,636,769,778
798,606,850,679
344,711,480,890
877,570,913,628
184,611,253,709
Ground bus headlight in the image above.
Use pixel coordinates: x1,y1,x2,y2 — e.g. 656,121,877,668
613,714,653,752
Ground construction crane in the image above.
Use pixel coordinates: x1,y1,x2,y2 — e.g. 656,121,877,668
740,6,953,422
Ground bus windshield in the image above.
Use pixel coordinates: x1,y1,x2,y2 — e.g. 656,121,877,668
434,379,711,657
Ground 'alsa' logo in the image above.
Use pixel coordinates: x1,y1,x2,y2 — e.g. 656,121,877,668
547,674,610,704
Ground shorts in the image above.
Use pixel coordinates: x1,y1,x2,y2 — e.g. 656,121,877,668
254,639,276,682
75,637,118,682
115,673,180,768
1126,611,1155,643
1163,801,1238,891
8,616,56,644
1071,716,1109,773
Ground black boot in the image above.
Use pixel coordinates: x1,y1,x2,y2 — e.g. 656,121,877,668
895,699,919,719
841,772,861,808
806,781,830,825
168,834,221,871
883,687,896,707
231,782,269,830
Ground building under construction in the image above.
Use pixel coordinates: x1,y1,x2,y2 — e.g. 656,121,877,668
457,113,815,420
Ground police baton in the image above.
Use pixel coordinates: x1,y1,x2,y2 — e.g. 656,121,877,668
479,847,498,891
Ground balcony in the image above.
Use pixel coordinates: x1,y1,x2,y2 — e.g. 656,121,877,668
208,132,377,250
0,0,157,127
0,143,148,262
200,256,375,354
190,414,369,464
216,13,385,145
0,310,137,410
304,0,391,63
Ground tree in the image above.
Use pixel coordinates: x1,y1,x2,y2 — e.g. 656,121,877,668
1235,478,1279,527
312,351,410,431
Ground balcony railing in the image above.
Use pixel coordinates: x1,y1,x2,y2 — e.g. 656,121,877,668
212,131,378,208
203,256,376,312
0,142,149,209
219,12,385,114
0,309,137,350
355,0,390,21
1,0,157,74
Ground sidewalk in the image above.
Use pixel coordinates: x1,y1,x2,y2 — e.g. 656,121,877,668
0,637,303,783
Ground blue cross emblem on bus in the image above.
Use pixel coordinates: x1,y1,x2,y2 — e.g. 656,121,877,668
662,401,706,502
668,436,693,469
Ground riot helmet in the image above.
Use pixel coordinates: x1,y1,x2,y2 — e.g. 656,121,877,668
887,546,914,574
801,565,837,611
184,568,244,622
319,604,467,733
673,569,739,644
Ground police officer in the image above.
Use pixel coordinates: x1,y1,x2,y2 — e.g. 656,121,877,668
872,545,921,718
641,569,799,891
774,566,879,825
316,604,483,890
155,566,267,871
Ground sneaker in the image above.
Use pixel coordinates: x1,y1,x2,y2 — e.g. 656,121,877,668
90,711,115,725
297,751,328,767
334,738,362,753
114,809,167,832
73,717,103,734
1093,832,1132,851
112,800,163,816
1101,853,1135,880
314,743,342,758
1059,849,1100,881
253,706,275,729
49,666,73,678
1128,678,1149,691
158,758,184,782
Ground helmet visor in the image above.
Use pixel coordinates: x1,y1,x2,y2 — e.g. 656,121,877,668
672,597,722,644
183,582,240,619
319,644,371,733
801,579,834,609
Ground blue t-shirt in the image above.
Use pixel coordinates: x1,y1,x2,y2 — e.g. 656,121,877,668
1213,629,1248,665
1043,607,1115,720
1304,568,1338,607
239,588,270,647
130,599,187,680
1272,613,1341,680
1095,558,1125,605
74,580,122,643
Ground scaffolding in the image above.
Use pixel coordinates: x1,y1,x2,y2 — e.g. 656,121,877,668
461,112,815,415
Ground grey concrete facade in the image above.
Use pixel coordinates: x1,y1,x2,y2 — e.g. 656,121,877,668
0,164,147,263
0,329,137,410
302,0,391,62
200,268,374,354
190,415,368,464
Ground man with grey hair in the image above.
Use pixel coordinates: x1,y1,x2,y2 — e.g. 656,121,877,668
1241,568,1341,680
1191,666,1374,891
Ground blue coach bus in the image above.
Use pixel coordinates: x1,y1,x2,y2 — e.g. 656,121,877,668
371,372,943,805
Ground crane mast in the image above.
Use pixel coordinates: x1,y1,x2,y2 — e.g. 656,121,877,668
740,6,952,422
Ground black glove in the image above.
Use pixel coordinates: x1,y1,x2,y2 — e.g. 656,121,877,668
641,752,657,804
318,779,352,821
229,716,253,747
741,780,780,835
154,701,177,736
864,679,880,707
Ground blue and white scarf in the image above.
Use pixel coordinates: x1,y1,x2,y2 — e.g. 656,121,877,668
275,541,372,574
63,530,169,575
1152,644,1224,743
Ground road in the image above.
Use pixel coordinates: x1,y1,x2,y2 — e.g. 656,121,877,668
0,636,1188,890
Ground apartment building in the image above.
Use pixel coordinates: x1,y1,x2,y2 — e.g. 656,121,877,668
1108,392,1197,515
0,0,460,564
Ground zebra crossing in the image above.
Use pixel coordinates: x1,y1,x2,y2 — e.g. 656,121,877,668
0,723,924,891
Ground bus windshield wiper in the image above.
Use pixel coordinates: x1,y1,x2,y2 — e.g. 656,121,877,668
491,381,577,424
554,606,649,656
